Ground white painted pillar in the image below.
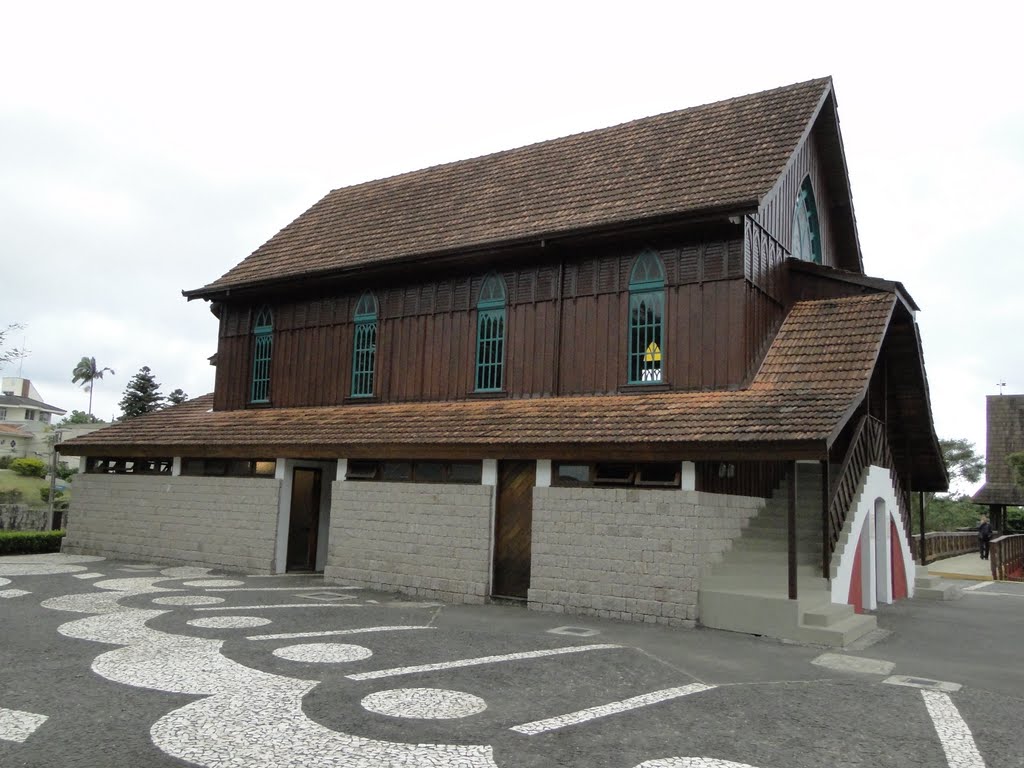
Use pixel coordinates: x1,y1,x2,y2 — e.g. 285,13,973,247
535,459,552,488
681,461,696,491
273,458,291,574
482,459,498,486
171,457,182,477
336,458,348,482
78,456,87,473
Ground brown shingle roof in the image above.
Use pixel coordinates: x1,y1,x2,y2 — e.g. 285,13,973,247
188,78,831,298
60,293,893,459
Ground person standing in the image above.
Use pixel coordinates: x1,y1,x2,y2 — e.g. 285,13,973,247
978,515,993,560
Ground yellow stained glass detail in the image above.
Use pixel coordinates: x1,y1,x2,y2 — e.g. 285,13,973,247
644,341,661,363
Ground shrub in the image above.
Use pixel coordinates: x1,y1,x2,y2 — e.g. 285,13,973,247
0,455,11,469
0,530,65,555
57,466,79,482
10,458,46,478
0,489,24,504
39,488,65,503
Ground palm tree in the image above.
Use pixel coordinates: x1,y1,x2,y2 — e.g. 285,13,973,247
72,356,114,417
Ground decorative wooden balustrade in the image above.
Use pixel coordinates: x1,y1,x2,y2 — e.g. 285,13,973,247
826,415,913,575
990,534,1024,581
909,531,978,562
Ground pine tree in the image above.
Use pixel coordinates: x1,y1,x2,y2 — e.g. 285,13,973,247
167,388,189,406
118,366,165,420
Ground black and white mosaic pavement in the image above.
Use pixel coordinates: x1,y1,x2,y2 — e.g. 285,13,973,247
0,554,1018,767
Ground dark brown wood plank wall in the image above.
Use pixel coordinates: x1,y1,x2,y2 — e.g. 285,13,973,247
212,235,759,409
757,130,838,268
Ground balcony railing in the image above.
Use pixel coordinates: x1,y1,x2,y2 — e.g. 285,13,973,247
990,534,1024,581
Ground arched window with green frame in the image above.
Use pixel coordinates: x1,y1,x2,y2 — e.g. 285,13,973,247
628,251,665,384
250,305,273,403
791,176,822,264
475,274,506,392
350,291,378,398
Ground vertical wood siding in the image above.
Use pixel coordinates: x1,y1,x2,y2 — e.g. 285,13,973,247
213,235,768,409
757,130,839,268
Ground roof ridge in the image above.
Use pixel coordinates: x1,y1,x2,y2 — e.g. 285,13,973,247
188,77,835,297
323,77,834,197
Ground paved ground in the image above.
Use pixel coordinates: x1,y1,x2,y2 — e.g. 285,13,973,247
927,553,993,580
1,554,1022,768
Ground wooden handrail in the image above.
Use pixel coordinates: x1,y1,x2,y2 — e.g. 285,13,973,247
827,415,914,571
990,534,1024,581
909,531,978,562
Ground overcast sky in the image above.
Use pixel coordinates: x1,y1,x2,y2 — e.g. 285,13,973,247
1,2,1019,493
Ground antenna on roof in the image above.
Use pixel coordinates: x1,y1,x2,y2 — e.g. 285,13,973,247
997,380,1006,395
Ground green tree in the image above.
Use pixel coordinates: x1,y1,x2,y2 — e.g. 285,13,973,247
167,388,189,406
71,356,115,417
911,437,988,533
57,410,103,426
940,437,985,486
118,366,164,419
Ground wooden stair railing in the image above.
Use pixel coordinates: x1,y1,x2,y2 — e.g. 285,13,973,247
990,534,1024,581
826,415,915,576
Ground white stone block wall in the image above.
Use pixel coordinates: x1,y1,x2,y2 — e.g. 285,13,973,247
324,481,493,603
529,487,764,627
62,474,282,573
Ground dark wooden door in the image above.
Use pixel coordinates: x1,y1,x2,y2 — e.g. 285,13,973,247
492,460,536,599
287,468,321,571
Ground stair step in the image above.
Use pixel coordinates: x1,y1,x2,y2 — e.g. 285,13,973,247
797,612,878,647
802,602,855,627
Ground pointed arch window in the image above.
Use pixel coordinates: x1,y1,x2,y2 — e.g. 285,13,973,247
475,274,506,392
250,306,273,403
628,251,665,384
791,177,822,264
351,292,378,397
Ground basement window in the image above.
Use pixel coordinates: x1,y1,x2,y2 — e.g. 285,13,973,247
86,458,173,475
553,461,681,489
346,460,483,485
181,458,277,477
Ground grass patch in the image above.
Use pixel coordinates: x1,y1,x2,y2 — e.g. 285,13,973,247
0,529,66,555
0,469,68,507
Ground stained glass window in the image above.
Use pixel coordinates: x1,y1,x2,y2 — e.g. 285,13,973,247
351,292,378,397
628,251,665,384
475,274,506,391
250,306,273,403
791,177,822,264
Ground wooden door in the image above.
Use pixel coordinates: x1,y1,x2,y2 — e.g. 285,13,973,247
287,468,321,571
492,460,536,599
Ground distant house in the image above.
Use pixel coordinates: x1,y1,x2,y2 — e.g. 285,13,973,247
0,377,66,462
972,394,1024,532
61,78,946,646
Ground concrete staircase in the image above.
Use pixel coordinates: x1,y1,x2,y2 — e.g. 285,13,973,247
913,565,963,600
699,463,878,648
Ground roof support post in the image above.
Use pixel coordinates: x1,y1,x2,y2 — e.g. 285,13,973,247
821,459,830,581
919,491,927,565
788,461,798,600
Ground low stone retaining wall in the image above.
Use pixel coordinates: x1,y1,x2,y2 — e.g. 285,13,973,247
529,487,764,627
0,503,47,531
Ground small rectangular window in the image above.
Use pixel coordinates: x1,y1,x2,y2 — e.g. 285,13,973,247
39,412,51,423
25,409,36,421
556,464,591,485
594,463,634,484
447,462,483,484
381,461,412,482
254,460,277,477
0,408,6,419
636,463,681,487
346,461,379,480
414,462,444,483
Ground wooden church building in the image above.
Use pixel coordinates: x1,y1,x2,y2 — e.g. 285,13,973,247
60,77,946,646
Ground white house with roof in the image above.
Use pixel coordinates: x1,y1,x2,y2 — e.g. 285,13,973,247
0,377,66,463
